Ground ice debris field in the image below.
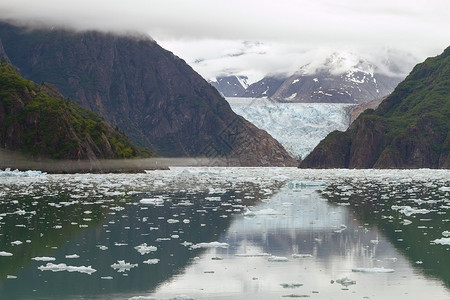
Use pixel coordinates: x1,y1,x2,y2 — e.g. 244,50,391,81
0,167,449,299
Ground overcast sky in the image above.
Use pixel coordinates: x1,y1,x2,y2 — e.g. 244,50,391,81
0,0,448,82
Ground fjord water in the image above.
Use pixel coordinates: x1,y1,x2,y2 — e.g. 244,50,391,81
0,168,449,299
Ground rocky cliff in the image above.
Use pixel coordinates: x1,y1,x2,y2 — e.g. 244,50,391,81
300,46,450,169
0,61,152,162
0,22,295,166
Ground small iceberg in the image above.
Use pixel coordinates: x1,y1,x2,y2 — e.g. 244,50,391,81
190,241,229,249
268,256,289,262
32,257,56,262
143,258,160,265
139,198,164,205
352,267,394,273
280,282,303,288
336,277,356,287
0,251,13,256
38,263,96,275
292,254,312,259
111,260,138,272
431,237,450,245
134,243,157,255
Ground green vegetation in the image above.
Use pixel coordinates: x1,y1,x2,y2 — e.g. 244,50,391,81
302,46,450,168
0,61,154,160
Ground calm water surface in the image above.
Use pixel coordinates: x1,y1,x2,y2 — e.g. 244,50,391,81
0,168,449,299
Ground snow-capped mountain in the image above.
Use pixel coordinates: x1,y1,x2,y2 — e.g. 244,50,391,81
209,75,249,97
271,52,404,103
241,75,287,98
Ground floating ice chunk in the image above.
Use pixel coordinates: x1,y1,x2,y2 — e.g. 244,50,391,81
268,256,289,262
65,254,80,259
32,257,56,261
167,219,179,224
143,258,160,264
134,243,157,255
115,242,128,246
7,275,17,279
101,276,113,280
111,260,138,272
253,208,282,215
235,252,271,257
243,208,256,217
0,251,13,256
352,267,394,273
38,263,96,274
97,245,108,251
140,198,165,205
280,282,303,288
442,231,450,237
402,219,413,225
191,242,229,249
129,296,157,300
336,277,356,287
183,219,190,224
292,254,312,259
431,237,450,245
11,241,22,246
392,205,430,216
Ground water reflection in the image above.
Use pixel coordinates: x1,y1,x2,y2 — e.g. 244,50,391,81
0,168,449,299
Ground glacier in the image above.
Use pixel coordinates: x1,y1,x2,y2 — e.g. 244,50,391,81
227,98,353,159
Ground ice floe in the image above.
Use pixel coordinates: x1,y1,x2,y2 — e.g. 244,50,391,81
0,251,13,256
38,263,96,274
143,259,160,264
352,267,394,273
431,238,450,245
190,242,229,249
135,243,157,255
32,257,56,261
111,260,138,272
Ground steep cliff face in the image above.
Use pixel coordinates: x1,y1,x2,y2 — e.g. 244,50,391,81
0,62,152,161
0,22,295,166
300,46,450,169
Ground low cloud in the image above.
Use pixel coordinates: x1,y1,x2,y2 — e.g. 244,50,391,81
0,0,447,81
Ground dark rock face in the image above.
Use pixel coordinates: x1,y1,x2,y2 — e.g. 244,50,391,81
242,76,287,98
0,22,295,166
272,70,402,104
300,46,450,169
209,76,248,97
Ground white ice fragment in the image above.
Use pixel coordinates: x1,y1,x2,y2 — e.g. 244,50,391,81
97,245,108,251
7,275,17,279
292,254,312,259
134,243,157,255
268,256,289,262
32,257,56,261
392,205,430,216
0,251,13,256
336,277,356,287
280,282,303,288
352,267,394,273
65,254,80,259
115,242,128,246
183,219,190,224
167,219,179,224
402,219,413,225
11,241,22,246
143,258,160,264
191,241,229,249
140,198,164,205
442,231,450,237
111,260,138,272
243,208,256,217
129,296,157,300
431,237,450,245
235,252,271,257
101,276,113,280
38,263,96,274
